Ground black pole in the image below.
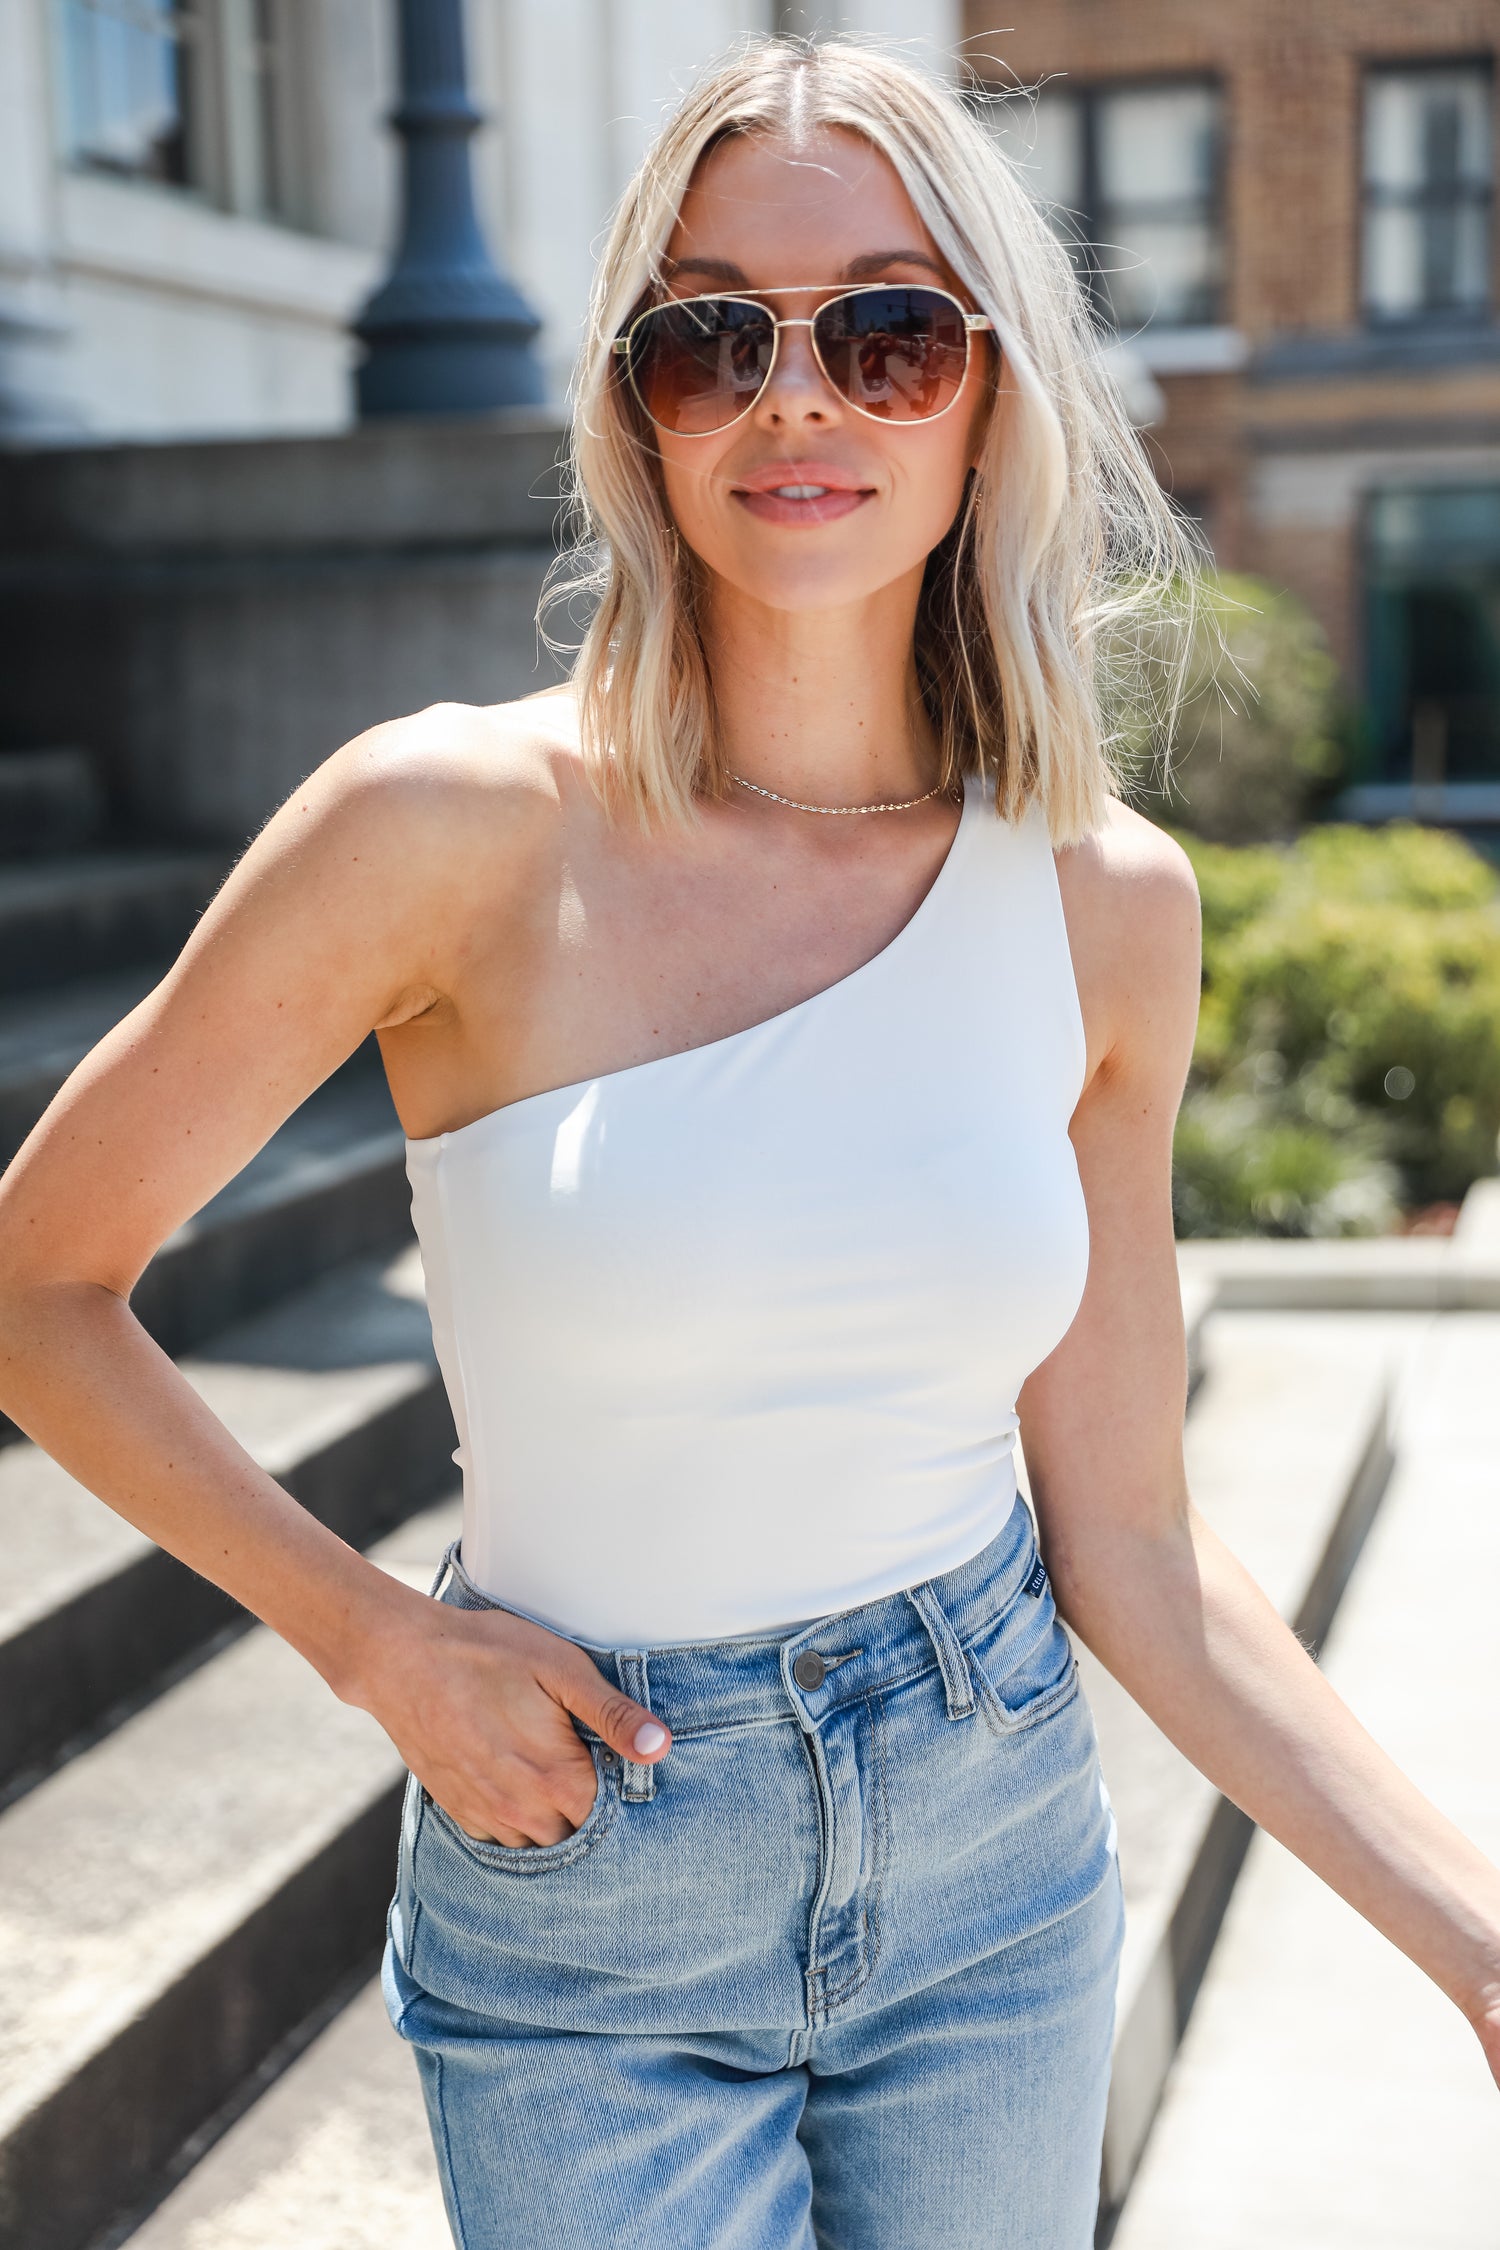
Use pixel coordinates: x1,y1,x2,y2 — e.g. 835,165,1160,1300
354,0,545,416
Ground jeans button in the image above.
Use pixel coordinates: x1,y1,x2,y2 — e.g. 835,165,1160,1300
793,1649,827,1690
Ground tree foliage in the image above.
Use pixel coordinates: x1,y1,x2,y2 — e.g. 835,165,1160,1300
1171,821,1500,1234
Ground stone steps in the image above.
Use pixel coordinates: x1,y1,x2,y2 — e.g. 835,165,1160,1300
0,1240,454,1802
0,848,226,998
128,1977,452,2250
128,1063,408,1362
0,1060,409,1447
0,844,461,2250
0,962,165,1164
0,750,107,862
1091,1306,1428,2239
1109,1313,1500,2249
109,1304,1410,2250
0,1497,460,2250
1176,1230,1500,1313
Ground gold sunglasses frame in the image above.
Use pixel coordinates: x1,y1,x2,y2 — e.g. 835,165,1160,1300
610,282,997,434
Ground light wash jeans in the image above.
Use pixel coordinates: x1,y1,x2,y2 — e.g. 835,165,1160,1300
382,1493,1125,2249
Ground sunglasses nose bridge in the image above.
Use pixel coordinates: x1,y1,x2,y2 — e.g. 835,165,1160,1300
751,314,841,421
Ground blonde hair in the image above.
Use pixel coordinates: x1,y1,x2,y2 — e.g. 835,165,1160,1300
541,33,1206,845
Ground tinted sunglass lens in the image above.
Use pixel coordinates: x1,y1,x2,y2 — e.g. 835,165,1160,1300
628,298,774,433
815,287,971,420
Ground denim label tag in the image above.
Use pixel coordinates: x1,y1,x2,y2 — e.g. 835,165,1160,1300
1024,1555,1048,1598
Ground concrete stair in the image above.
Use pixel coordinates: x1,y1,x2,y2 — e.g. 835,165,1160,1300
129,1976,453,2250
1090,1306,1426,2239
0,750,107,861
0,1500,459,2250
0,1241,453,1801
0,845,460,2250
0,965,164,1163
0,848,226,999
0,953,410,1385
1109,1311,1500,2249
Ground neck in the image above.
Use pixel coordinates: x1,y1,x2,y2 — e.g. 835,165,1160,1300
700,566,940,804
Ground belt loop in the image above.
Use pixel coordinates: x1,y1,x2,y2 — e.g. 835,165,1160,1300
904,1582,976,1720
427,1538,461,1601
616,1651,656,1800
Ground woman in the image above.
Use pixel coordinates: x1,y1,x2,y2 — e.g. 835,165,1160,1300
0,36,1496,2250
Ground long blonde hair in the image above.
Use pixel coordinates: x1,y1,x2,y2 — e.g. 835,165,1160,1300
541,33,1206,845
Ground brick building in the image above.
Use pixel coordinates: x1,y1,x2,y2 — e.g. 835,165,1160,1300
968,0,1500,825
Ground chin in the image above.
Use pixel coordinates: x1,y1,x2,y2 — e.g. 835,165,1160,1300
699,532,925,615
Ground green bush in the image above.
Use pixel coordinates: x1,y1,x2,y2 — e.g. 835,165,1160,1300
1172,821,1500,1234
1117,570,1345,845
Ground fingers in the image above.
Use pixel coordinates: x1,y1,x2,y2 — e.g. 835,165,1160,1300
542,1645,673,1767
397,1606,674,1852
435,1741,602,1848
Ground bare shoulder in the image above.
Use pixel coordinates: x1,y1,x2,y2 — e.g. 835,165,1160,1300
294,688,580,848
275,688,580,900
1055,794,1199,922
1053,796,1202,1088
199,684,593,1035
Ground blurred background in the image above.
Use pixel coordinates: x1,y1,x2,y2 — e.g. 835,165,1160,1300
0,8,1496,2250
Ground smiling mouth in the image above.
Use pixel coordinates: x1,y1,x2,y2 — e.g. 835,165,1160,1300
731,478,874,524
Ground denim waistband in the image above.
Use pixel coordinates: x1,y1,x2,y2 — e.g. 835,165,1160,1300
429,1491,1044,1743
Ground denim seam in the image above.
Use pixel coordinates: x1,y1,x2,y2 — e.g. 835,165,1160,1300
405,1778,427,1969
799,1727,836,2016
970,1646,1082,1739
649,1711,802,1743
426,1748,619,1872
816,1684,888,2012
430,2051,470,2250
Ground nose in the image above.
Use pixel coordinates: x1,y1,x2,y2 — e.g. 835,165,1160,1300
755,317,841,428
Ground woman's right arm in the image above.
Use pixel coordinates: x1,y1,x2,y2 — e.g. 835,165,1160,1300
0,712,669,1846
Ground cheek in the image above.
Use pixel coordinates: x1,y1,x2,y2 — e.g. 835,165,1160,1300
898,433,976,539
657,449,730,554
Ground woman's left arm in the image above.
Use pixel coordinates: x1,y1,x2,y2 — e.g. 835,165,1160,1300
1020,804,1500,2086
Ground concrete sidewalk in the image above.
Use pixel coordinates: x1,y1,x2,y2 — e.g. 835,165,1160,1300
1114,1312,1500,2250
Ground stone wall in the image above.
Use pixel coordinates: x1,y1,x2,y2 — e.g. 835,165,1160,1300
0,413,573,847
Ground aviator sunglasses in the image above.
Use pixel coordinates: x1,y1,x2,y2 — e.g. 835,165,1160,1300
612,282,997,435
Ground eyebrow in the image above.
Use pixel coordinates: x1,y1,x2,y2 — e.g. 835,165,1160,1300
660,248,952,285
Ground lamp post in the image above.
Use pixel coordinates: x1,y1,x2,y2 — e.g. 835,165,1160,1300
353,0,545,416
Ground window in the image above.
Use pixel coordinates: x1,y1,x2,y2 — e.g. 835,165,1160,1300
1362,63,1492,321
57,0,293,220
985,79,1225,332
1364,487,1500,785
60,0,198,186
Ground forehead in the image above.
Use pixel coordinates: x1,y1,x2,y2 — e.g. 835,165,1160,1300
663,126,951,289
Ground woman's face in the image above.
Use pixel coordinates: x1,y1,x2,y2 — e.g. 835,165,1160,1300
646,126,996,620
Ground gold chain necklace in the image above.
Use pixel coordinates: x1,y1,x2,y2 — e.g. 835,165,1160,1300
728,771,951,816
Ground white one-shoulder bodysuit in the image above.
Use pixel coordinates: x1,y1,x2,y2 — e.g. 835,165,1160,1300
404,769,1090,1647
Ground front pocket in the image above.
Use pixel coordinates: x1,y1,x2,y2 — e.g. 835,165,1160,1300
964,1583,1081,1737
423,1737,617,1872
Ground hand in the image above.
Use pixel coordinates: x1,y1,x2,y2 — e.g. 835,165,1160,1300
367,1594,671,1847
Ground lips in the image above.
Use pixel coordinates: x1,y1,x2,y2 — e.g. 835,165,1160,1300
730,461,876,528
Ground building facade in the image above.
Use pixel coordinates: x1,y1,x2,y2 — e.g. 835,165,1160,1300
0,0,960,443
971,0,1500,819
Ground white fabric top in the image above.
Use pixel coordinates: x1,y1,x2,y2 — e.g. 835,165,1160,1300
404,770,1090,1646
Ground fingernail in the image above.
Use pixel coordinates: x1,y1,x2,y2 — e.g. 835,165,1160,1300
633,1721,667,1754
